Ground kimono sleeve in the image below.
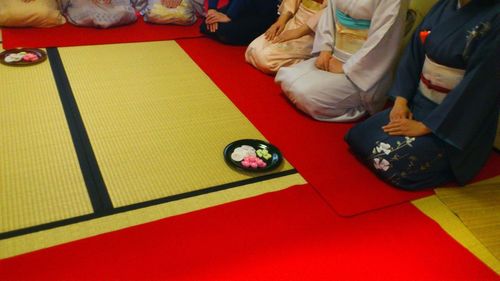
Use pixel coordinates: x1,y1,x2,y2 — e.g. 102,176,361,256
343,0,409,92
311,0,334,54
422,27,500,150
279,0,301,16
387,16,427,101
306,8,325,31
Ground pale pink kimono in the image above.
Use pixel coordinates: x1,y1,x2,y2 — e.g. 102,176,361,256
245,0,325,74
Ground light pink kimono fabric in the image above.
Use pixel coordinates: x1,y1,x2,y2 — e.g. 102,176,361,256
245,0,325,74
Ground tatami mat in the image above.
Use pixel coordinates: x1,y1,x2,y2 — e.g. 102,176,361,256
1,174,304,259
413,177,500,274
0,42,305,258
58,41,299,207
0,49,93,233
435,176,500,261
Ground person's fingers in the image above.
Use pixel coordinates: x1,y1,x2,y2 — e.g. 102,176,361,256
264,27,271,38
317,60,327,71
315,60,323,70
382,122,399,132
275,25,283,36
387,130,402,136
389,113,400,121
268,28,278,40
206,14,216,22
206,17,217,24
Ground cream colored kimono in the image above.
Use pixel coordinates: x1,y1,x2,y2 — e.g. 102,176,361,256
275,0,408,121
245,0,326,74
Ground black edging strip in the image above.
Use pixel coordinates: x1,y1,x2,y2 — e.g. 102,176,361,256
0,169,297,239
2,48,299,240
47,48,113,213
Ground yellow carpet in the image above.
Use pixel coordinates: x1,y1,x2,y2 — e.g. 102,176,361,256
0,48,93,234
413,176,500,274
0,42,305,258
58,41,299,207
2,173,304,259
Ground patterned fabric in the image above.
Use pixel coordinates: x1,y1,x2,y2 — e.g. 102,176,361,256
60,0,137,28
140,0,203,25
345,101,453,190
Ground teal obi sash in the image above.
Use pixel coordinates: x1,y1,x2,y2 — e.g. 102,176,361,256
335,9,371,30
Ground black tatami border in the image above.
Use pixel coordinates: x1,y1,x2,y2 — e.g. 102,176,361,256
0,48,299,240
0,169,297,239
47,47,113,213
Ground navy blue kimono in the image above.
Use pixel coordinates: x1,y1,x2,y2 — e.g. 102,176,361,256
345,0,500,190
201,0,279,45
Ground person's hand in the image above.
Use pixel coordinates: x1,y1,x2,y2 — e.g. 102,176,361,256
206,9,217,17
205,9,217,24
161,0,182,8
390,97,412,121
272,28,301,43
382,119,431,137
315,51,331,71
264,20,286,41
207,22,218,32
205,11,231,24
328,56,344,73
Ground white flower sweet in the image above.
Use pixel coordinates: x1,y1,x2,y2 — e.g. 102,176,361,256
373,158,390,171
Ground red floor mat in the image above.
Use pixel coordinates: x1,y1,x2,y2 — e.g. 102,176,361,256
176,38,500,216
1,17,202,49
1,184,496,280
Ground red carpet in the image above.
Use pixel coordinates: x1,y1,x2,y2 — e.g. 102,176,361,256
1,184,497,280
1,17,202,49
177,38,500,216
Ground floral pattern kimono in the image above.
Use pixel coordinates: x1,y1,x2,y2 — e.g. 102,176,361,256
345,0,500,190
60,0,137,28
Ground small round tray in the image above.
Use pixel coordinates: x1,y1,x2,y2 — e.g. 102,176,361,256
0,48,47,66
223,139,283,172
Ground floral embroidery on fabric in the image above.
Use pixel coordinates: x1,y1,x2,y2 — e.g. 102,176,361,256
373,158,390,171
367,136,444,185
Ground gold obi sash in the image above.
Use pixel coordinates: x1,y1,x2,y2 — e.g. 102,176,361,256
333,9,370,62
418,55,465,104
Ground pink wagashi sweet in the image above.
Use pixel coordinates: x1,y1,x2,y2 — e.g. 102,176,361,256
22,53,39,62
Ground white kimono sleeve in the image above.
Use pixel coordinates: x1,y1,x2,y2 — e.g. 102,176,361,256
343,0,409,91
311,0,335,55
